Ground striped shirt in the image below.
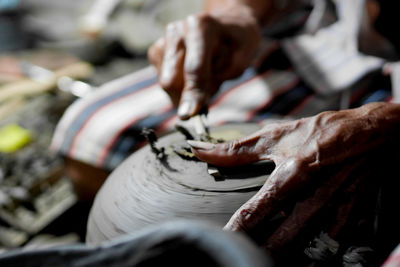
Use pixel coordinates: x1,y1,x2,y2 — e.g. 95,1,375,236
51,0,395,171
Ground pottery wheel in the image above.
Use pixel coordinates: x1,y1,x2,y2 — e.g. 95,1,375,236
87,123,274,244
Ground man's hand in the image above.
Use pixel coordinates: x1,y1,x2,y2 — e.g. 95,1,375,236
188,102,400,251
148,7,261,120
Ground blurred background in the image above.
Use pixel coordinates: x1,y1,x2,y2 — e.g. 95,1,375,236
0,0,202,252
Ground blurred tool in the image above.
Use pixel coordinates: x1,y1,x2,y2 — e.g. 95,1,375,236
20,60,95,98
20,62,54,84
192,114,209,136
80,0,122,38
188,110,224,178
190,106,210,137
57,77,94,98
0,61,93,103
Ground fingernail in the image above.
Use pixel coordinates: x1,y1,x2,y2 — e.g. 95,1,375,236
223,224,232,231
178,101,194,119
223,220,240,231
187,140,216,150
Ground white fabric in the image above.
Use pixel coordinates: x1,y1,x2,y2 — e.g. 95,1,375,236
283,0,384,94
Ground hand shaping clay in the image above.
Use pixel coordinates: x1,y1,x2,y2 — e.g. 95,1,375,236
86,123,274,244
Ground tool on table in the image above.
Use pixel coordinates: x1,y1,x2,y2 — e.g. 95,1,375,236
0,61,94,104
20,60,96,98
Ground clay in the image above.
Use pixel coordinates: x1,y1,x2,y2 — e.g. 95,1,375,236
86,123,274,244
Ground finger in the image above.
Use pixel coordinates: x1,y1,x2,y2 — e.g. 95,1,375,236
224,158,310,232
262,158,366,252
159,21,186,106
187,133,271,167
326,166,373,239
179,14,219,119
148,37,165,73
325,190,358,240
188,121,294,166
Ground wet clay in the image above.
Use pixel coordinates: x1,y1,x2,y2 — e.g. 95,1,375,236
86,123,272,244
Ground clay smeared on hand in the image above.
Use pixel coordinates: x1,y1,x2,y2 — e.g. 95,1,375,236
189,102,400,264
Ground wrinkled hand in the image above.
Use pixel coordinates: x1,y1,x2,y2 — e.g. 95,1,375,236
188,102,400,252
148,8,261,120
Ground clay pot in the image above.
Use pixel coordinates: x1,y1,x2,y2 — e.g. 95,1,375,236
87,123,273,244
